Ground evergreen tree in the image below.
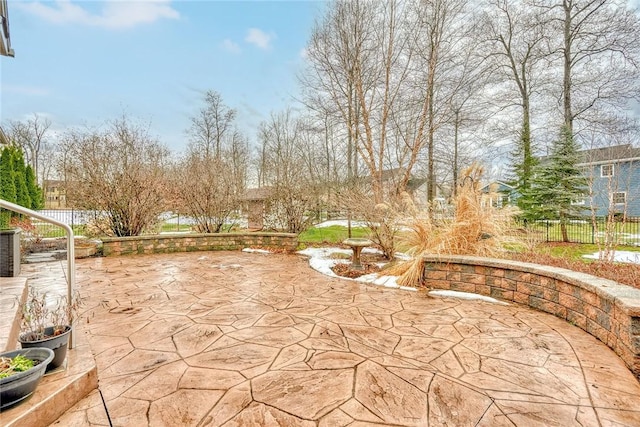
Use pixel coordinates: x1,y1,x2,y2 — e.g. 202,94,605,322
510,120,539,221
25,165,43,210
0,147,17,228
525,126,587,242
12,148,31,210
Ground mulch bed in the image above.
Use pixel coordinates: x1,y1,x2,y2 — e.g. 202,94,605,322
331,252,386,279
331,262,382,279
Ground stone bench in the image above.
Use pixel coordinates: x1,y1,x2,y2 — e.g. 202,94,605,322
421,255,640,380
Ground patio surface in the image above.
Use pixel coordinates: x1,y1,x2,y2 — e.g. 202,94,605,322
50,251,640,426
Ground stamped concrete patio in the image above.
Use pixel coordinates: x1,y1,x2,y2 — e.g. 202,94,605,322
53,251,640,426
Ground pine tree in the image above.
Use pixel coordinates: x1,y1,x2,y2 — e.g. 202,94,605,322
12,148,31,211
0,147,17,228
25,165,43,210
526,126,587,242
510,120,539,222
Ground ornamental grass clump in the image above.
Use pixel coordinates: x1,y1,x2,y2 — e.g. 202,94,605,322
387,165,520,287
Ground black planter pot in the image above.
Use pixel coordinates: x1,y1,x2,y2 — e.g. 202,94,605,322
0,229,21,277
0,347,55,411
19,326,71,372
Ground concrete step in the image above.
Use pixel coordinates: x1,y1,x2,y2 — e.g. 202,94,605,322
0,276,28,352
0,274,98,427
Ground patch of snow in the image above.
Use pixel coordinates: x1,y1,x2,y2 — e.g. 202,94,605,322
429,290,509,305
583,251,640,264
298,247,352,258
242,248,272,254
300,246,510,303
297,246,417,291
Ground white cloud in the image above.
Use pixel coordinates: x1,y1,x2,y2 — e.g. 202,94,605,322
245,28,275,50
17,0,179,29
299,47,308,59
221,39,241,54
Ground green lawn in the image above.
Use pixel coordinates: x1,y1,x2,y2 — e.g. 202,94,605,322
34,224,87,238
299,225,370,244
532,242,640,261
160,223,193,233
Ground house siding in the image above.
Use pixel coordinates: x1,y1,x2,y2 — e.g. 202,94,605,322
586,160,640,217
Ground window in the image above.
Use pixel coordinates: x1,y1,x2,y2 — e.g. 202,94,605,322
601,164,614,177
612,192,626,205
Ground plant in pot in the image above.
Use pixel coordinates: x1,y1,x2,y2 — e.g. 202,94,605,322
0,347,54,411
17,286,81,373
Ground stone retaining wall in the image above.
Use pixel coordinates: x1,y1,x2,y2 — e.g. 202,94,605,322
422,255,640,379
101,232,298,256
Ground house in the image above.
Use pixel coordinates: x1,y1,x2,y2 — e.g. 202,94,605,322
497,144,640,217
241,187,274,230
355,167,433,208
577,144,640,217
43,180,68,209
0,0,15,57
480,181,517,208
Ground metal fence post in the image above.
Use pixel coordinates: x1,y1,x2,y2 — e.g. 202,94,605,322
546,220,549,242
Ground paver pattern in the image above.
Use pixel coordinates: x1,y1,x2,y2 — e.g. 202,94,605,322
54,251,640,426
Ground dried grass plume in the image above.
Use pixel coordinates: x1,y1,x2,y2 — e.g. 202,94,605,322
387,164,520,287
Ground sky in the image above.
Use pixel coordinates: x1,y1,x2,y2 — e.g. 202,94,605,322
1,0,325,153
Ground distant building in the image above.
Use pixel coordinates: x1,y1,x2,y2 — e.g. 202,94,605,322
43,180,68,209
480,181,517,208
242,187,274,230
578,144,640,217
493,144,640,217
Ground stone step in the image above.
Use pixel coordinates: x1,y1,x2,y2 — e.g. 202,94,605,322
0,275,98,427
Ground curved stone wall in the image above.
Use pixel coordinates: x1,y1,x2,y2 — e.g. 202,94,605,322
101,232,298,256
421,255,640,379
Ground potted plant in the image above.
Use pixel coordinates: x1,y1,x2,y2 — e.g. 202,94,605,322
0,347,54,411
17,286,81,372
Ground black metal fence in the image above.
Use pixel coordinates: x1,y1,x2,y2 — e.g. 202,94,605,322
23,210,197,238
526,219,640,246
20,209,640,246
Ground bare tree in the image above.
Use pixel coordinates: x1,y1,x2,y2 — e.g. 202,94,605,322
303,0,414,203
257,109,320,233
61,116,169,236
176,92,248,232
189,90,237,160
546,0,640,135
482,0,549,201
4,113,51,183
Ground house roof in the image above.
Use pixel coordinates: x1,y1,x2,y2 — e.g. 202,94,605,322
576,144,640,165
242,187,274,201
480,181,515,194
538,144,640,166
406,177,427,191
